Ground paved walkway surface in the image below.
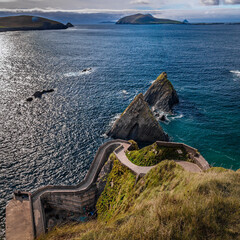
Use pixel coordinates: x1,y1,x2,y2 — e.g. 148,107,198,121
115,144,203,175
6,197,34,240
114,143,154,176
174,160,202,173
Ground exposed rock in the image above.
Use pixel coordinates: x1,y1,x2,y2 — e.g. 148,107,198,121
26,97,33,102
33,91,43,99
33,89,54,99
144,72,179,114
66,22,74,27
82,68,92,73
160,115,167,122
107,93,168,143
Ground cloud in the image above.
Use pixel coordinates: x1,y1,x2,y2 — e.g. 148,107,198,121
130,0,150,4
201,0,240,4
224,0,240,3
201,0,219,5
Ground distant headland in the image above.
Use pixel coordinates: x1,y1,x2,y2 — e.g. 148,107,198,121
116,13,240,25
116,13,182,25
0,15,73,32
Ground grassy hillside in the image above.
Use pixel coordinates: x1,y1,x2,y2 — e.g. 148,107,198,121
126,142,190,166
0,15,67,31
40,155,240,240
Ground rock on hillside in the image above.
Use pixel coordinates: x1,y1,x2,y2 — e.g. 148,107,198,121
107,93,168,143
144,72,179,113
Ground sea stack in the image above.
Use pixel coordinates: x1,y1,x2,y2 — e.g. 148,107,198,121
144,72,179,113
107,93,168,143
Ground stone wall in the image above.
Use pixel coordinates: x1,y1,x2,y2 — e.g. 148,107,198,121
156,141,210,171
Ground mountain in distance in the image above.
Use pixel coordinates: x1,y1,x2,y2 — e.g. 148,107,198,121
116,13,182,25
0,15,72,32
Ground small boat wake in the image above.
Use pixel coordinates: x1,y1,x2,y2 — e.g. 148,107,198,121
64,68,94,77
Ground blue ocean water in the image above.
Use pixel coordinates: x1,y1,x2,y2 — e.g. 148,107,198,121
0,24,240,235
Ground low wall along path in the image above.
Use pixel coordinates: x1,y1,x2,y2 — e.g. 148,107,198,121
6,140,210,240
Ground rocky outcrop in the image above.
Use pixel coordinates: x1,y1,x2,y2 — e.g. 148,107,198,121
26,89,54,101
107,93,168,143
66,22,74,27
144,72,179,114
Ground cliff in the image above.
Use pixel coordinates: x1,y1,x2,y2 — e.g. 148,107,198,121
116,14,182,25
144,72,179,113
107,93,168,143
41,158,240,240
0,15,69,32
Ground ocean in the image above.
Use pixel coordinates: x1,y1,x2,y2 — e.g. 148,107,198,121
0,24,240,236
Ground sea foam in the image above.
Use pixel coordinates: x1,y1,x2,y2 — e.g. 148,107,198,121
230,70,240,77
64,68,94,77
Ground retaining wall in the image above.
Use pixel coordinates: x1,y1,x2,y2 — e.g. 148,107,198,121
156,141,210,171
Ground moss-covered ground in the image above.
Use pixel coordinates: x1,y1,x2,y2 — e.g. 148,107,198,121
126,142,190,166
39,156,240,240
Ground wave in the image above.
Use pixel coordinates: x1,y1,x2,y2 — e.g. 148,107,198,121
230,70,240,77
150,79,155,84
64,68,94,77
109,113,121,127
170,114,184,120
122,90,129,95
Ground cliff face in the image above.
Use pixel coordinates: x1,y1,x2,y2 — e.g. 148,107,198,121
144,72,179,113
107,93,168,143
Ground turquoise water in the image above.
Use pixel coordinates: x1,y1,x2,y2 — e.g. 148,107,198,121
0,24,240,235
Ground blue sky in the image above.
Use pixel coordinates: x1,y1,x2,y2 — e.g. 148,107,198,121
0,0,239,22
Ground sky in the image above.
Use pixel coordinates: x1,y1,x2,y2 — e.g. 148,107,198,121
0,0,240,23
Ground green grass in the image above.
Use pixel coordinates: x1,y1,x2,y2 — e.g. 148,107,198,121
126,142,190,166
39,159,240,240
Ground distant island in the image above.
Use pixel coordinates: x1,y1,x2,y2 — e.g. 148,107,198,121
116,13,182,25
0,15,73,32
116,13,240,25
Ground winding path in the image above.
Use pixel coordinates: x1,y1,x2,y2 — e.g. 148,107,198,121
31,139,130,236
7,139,207,239
114,143,202,175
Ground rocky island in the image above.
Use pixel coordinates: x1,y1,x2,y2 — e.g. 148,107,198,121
144,72,179,113
116,13,182,25
107,93,169,143
0,15,72,32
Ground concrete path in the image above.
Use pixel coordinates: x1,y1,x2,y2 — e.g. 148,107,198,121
6,194,34,240
114,144,203,175
114,144,154,176
174,160,202,173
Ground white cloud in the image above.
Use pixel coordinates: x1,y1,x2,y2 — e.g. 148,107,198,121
201,0,219,5
130,0,150,4
224,0,240,3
